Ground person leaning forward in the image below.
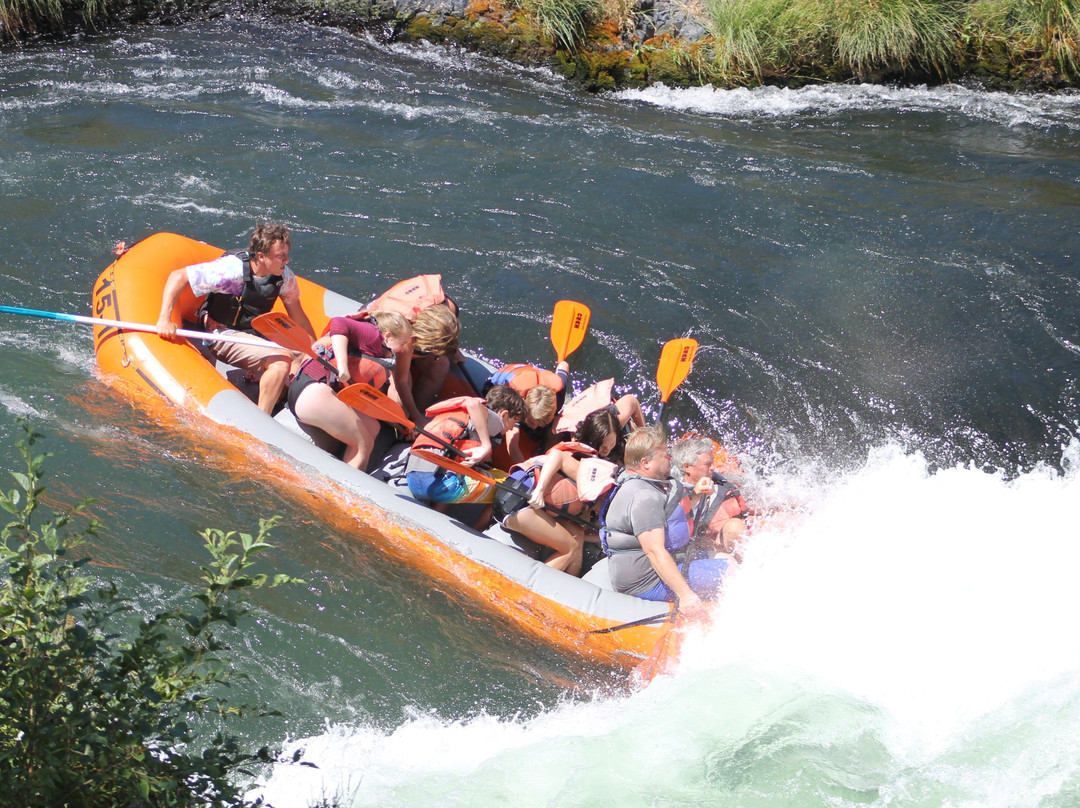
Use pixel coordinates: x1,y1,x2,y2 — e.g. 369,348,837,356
156,222,316,414
601,425,731,617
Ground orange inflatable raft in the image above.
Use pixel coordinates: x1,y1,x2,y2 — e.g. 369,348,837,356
92,232,687,673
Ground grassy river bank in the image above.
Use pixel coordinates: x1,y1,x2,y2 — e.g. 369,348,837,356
2,0,1080,91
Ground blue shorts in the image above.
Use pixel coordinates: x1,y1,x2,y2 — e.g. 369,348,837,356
406,469,494,505
637,557,729,602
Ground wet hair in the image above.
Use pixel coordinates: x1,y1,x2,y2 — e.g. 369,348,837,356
671,436,714,476
412,304,460,358
249,222,290,256
368,309,413,342
485,383,527,421
573,407,622,456
524,385,557,425
624,425,668,470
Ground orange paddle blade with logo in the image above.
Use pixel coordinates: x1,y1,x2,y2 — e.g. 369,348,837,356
551,300,590,364
656,338,698,405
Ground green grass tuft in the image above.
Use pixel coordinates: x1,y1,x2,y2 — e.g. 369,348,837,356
525,0,602,48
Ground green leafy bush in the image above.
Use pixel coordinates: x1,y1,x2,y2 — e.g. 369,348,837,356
0,424,302,808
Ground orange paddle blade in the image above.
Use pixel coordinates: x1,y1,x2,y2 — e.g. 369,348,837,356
251,312,317,358
411,449,497,487
551,300,590,364
337,384,414,429
656,338,698,404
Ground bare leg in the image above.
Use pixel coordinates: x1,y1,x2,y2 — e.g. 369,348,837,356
257,355,293,414
294,383,381,470
506,507,585,576
718,517,747,561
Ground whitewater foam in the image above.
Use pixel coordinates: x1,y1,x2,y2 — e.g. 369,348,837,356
253,443,1080,806
613,83,1080,129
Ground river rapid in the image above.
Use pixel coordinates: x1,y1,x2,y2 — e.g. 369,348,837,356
2,19,1080,807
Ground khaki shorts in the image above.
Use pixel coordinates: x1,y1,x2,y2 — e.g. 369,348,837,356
208,329,293,375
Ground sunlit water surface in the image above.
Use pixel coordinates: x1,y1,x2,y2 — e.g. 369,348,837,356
1,20,1079,806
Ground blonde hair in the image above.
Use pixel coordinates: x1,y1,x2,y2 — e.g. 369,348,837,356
412,304,460,358
368,309,412,341
624,425,668,470
524,385,557,424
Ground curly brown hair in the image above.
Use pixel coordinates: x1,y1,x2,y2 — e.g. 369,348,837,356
248,222,291,257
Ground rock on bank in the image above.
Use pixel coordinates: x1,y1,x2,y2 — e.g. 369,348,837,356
258,0,717,91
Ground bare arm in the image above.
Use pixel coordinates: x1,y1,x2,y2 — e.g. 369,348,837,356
528,448,566,509
330,334,350,384
504,424,526,467
389,345,425,424
282,296,317,342
460,397,492,466
614,394,645,429
156,267,192,341
639,527,703,612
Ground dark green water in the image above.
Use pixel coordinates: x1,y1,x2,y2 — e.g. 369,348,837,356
2,20,1080,806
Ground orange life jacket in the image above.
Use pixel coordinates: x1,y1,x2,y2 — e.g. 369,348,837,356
411,396,483,455
487,364,564,396
367,275,447,322
554,378,615,434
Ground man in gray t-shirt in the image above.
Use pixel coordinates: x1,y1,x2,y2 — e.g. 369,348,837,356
606,474,671,596
604,426,729,614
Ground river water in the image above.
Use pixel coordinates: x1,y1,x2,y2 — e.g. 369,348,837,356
2,19,1080,807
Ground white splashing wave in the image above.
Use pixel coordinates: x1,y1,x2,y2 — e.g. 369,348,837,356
678,440,1080,750
127,194,233,217
1,79,207,111
316,68,362,91
0,386,52,420
613,82,1080,128
251,697,636,808
177,175,220,194
249,442,1080,808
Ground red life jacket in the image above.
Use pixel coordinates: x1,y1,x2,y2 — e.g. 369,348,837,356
367,275,447,322
703,482,749,533
684,476,749,538
411,396,483,455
